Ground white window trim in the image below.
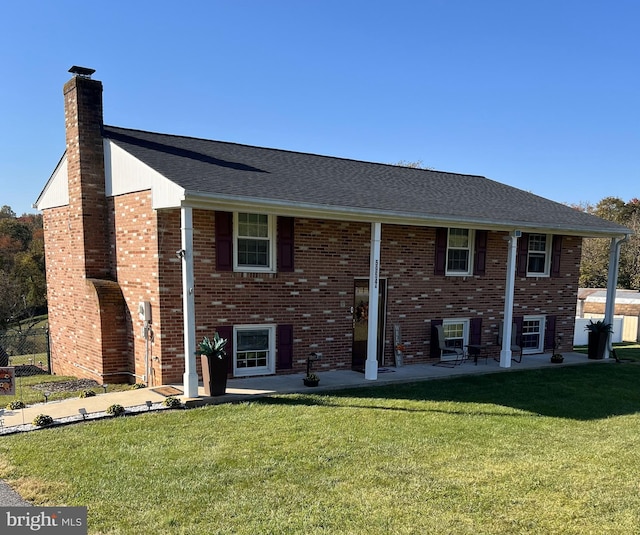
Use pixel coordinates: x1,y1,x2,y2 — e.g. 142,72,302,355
233,324,276,377
446,228,475,277
522,315,546,354
233,212,277,273
526,233,551,277
442,318,470,360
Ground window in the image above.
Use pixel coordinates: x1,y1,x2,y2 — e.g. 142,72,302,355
521,316,545,353
443,319,469,350
234,213,276,272
233,325,275,377
527,234,550,276
446,229,474,276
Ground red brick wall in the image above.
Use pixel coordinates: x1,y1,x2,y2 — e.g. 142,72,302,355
584,302,640,316
42,205,118,380
175,216,581,377
44,194,583,384
63,75,110,280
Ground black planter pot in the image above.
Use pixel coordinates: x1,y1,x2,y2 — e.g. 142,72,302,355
201,354,229,396
587,331,608,360
303,378,319,387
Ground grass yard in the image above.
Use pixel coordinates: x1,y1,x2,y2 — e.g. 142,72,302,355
1,361,640,534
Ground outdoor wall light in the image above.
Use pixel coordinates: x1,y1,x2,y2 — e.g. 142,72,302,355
176,249,186,259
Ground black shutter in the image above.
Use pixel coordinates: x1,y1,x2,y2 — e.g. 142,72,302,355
277,324,294,370
550,236,562,278
545,316,557,351
215,211,233,271
470,318,482,345
473,230,487,276
277,217,295,273
216,325,234,373
434,228,447,276
430,319,443,358
516,233,529,277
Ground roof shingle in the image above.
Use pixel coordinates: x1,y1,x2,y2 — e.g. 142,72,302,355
104,126,629,237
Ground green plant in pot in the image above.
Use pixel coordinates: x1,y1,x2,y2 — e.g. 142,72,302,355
550,337,564,363
197,332,228,396
303,373,320,387
585,320,612,360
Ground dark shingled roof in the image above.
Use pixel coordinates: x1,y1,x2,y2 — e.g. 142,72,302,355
104,125,629,236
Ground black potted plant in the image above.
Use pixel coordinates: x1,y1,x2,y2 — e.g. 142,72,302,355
303,373,320,387
550,336,564,363
585,320,612,360
197,332,228,396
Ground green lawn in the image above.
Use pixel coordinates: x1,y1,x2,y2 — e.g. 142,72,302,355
1,361,640,534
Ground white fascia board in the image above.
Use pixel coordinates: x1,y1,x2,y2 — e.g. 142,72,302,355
34,155,69,210
183,192,629,238
105,140,185,209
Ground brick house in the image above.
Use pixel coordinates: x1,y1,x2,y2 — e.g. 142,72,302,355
36,67,631,397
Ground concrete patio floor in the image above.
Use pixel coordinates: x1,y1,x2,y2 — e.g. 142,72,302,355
1,351,609,433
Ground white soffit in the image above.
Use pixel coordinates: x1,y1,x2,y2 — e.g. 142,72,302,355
105,140,185,209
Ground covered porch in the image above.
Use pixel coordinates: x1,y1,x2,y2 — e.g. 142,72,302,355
182,350,604,407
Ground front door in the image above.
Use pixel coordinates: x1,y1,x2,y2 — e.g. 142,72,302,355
352,278,387,370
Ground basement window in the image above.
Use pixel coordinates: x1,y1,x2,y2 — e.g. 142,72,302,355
233,325,276,377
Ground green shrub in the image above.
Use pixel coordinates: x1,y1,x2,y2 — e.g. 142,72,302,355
162,396,182,408
106,404,125,417
6,400,25,410
78,389,96,398
32,414,54,427
131,383,146,390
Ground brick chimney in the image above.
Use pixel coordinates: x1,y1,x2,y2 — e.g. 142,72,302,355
63,66,111,279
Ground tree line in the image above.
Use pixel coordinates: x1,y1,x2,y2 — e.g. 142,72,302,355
0,197,636,329
0,205,46,330
576,197,640,290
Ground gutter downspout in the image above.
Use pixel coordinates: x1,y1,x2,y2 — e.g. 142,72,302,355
500,230,521,368
603,234,630,359
365,222,381,381
181,206,199,397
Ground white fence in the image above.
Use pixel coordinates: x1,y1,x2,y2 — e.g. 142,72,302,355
573,316,624,346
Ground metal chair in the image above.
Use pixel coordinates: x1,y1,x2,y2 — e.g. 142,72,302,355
498,322,523,363
433,325,465,367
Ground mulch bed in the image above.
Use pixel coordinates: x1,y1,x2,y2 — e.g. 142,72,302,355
29,379,100,394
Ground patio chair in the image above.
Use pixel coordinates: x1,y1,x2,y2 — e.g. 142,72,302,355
497,322,523,363
433,325,465,367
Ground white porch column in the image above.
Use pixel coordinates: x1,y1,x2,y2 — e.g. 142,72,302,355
181,206,199,397
603,235,628,359
500,231,520,368
365,222,382,381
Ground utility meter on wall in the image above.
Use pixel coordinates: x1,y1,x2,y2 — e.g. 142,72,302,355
138,301,151,322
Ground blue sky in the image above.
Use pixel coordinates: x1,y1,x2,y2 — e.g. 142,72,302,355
0,0,637,215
